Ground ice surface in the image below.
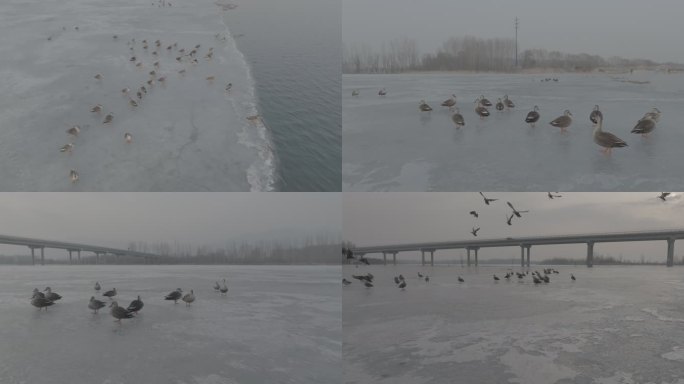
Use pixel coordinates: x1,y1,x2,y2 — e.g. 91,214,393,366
0,0,275,191
343,72,684,191
343,265,684,383
0,265,340,384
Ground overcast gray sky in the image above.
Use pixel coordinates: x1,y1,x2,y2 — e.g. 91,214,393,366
0,193,341,257
343,0,684,62
344,192,684,262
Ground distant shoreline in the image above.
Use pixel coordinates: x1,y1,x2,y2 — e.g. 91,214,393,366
343,68,672,76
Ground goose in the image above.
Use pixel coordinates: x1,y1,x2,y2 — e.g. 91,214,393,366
479,192,497,205
425,276,430,283
44,287,62,301
419,100,433,112
60,143,74,153
88,296,107,313
182,290,196,306
94,74,103,80
103,287,117,299
571,274,576,281
225,83,232,92
398,280,407,289
32,288,45,299
378,88,387,96
31,296,54,311
94,282,101,291
70,169,79,183
394,276,400,284
495,98,504,111
364,281,373,288
213,281,220,291
103,113,114,124
493,275,500,281
164,288,183,303
507,201,529,218
458,276,465,283
219,279,228,295
479,95,492,107
451,108,465,127
342,278,352,285
127,296,144,313
129,99,138,107
589,105,602,125
658,192,671,201
525,106,540,127
66,125,81,136
90,104,103,113
110,301,134,323
441,94,457,109
121,87,130,95
471,227,480,237
137,91,143,100
503,95,515,109
547,192,562,199
549,110,573,132
474,98,490,118
631,116,656,137
594,114,627,154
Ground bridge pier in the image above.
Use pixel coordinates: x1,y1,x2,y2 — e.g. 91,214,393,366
520,246,525,267
77,250,81,264
392,252,397,266
467,248,471,266
421,250,425,266
587,242,594,268
526,246,531,267
41,247,44,265
68,249,72,265
667,238,675,267
430,250,434,267
382,252,387,265
30,247,35,266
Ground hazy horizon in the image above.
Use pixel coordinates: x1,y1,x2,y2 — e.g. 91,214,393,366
344,193,684,262
0,193,341,259
343,0,684,63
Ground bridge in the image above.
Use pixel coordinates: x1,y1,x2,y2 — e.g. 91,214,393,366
350,229,684,268
0,234,160,265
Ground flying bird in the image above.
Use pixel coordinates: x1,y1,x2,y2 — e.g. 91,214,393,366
471,227,480,237
506,213,514,226
547,192,562,199
479,192,498,205
658,192,671,201
469,211,479,218
507,202,529,218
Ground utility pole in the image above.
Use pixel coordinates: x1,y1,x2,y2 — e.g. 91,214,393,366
514,17,519,68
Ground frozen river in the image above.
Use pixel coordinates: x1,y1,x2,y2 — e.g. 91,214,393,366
0,0,274,191
0,265,341,384
343,72,684,191
343,265,684,384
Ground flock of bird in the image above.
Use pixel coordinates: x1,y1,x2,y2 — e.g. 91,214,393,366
352,88,663,155
343,268,576,290
50,8,257,185
29,278,229,325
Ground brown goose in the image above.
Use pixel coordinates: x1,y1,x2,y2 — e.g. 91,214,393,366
419,100,433,112
589,105,603,125
549,110,572,132
495,98,504,111
70,169,79,183
631,116,656,136
451,108,465,127
594,114,627,154
525,106,540,127
642,107,661,122
503,95,515,109
474,98,490,119
378,88,387,96
66,125,81,136
441,95,457,109
479,95,492,107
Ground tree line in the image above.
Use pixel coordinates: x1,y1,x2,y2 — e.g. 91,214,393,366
343,36,679,74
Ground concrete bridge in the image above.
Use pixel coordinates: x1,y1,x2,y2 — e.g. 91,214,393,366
351,229,684,268
0,234,160,265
